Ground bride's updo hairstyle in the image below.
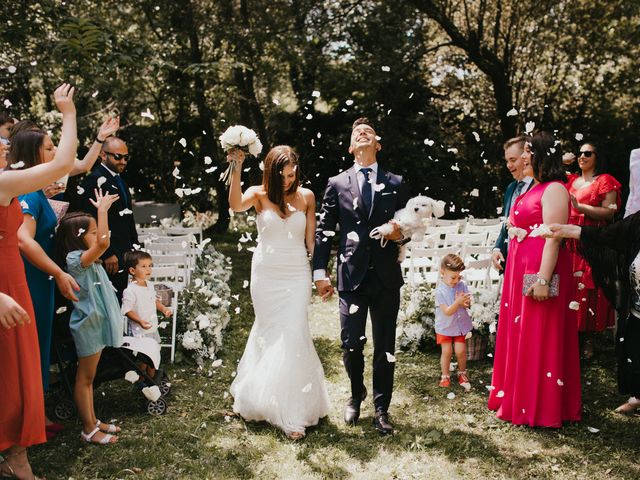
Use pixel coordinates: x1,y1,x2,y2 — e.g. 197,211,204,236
262,145,300,214
526,131,567,184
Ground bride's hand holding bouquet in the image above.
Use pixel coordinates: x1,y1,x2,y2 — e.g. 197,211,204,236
219,125,263,185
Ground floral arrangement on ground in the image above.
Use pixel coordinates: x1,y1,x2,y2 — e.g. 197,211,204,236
177,244,233,367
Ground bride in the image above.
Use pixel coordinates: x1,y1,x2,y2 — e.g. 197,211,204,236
227,145,329,440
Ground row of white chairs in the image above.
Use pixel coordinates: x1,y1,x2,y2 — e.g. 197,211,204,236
131,225,204,363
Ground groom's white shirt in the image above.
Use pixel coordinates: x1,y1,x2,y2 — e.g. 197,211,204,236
312,162,379,282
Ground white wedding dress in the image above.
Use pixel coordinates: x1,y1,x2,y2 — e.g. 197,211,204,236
230,209,330,435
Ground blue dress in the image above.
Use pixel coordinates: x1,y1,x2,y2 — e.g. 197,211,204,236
66,250,123,357
18,191,57,391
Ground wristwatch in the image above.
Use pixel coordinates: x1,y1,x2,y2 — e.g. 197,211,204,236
537,275,548,286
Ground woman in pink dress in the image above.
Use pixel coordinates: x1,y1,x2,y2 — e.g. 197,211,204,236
566,142,621,358
488,131,581,427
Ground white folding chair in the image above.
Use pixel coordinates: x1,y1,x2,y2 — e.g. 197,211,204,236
463,222,502,235
419,224,462,248
152,253,191,286
138,226,165,237
434,218,467,228
466,217,502,226
166,226,203,244
404,245,460,287
149,265,182,363
462,244,494,262
443,232,488,250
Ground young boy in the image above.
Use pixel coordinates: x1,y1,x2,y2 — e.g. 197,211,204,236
121,251,172,380
435,254,473,391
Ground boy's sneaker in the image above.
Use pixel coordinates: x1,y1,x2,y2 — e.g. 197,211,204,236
457,371,471,391
438,375,451,388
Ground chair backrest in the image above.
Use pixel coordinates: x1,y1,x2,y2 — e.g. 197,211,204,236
166,226,203,243
466,217,502,226
434,218,466,228
464,257,493,289
442,232,488,249
462,245,494,261
463,222,503,235
145,234,194,244
416,224,462,248
149,265,181,282
404,245,460,286
138,226,165,236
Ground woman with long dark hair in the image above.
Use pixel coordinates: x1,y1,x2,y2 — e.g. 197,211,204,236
226,145,329,440
488,131,582,427
565,141,621,358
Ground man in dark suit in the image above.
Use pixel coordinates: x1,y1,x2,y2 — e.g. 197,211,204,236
77,136,138,301
491,136,533,271
313,118,410,435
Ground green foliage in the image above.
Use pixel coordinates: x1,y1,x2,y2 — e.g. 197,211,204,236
1,0,638,225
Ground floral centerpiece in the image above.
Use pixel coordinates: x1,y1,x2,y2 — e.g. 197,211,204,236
397,283,436,352
219,125,263,185
177,244,233,366
466,287,500,360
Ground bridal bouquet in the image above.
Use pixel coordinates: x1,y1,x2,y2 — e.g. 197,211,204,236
219,125,263,185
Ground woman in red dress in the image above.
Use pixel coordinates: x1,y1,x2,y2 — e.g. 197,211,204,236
567,142,621,358
488,132,581,427
0,84,76,480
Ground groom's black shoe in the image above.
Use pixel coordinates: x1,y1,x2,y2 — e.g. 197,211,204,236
344,387,367,425
373,411,393,435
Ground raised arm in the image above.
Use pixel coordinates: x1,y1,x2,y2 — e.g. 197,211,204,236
227,149,258,212
0,84,77,205
69,116,119,176
571,190,618,222
81,189,120,267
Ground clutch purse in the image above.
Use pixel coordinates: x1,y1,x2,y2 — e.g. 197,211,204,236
522,273,559,297
48,199,69,221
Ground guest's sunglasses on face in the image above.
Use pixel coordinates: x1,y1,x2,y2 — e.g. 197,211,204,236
104,151,130,161
579,150,595,158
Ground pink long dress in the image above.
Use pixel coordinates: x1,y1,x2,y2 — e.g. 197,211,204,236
488,182,582,427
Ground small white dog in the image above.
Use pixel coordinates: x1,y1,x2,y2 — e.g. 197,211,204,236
370,195,446,261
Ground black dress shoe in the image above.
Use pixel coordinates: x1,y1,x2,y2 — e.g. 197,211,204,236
344,386,368,425
373,411,393,435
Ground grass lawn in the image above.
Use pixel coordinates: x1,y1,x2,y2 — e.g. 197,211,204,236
29,231,640,479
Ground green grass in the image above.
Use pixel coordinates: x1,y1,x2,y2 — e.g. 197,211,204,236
29,231,640,479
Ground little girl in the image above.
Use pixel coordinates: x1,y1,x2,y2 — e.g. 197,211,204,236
435,254,473,391
121,250,172,380
55,189,123,445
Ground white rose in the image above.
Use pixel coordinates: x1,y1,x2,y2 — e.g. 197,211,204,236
238,127,257,147
219,125,244,150
248,137,263,157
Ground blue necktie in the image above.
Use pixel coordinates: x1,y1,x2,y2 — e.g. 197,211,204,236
114,174,129,206
360,167,373,216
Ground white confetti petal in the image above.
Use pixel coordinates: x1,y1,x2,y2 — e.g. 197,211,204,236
346,231,359,242
97,176,107,188
506,108,518,117
447,392,456,400
55,306,67,314
525,121,535,134
575,133,584,141
381,65,391,72
496,390,505,398
385,352,396,363
557,379,564,386
568,301,580,311
124,370,139,383
302,383,312,393
587,426,599,433
178,138,187,148
349,304,359,314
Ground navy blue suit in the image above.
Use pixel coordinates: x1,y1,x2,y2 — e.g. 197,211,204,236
313,165,409,412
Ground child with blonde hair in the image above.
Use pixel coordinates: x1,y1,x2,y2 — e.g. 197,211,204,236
435,254,473,390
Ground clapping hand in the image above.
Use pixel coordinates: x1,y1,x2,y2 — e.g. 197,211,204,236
54,83,76,116
570,194,581,211
456,292,472,309
43,182,66,198
162,308,172,318
89,188,119,212
140,320,152,330
97,116,119,142
0,292,30,329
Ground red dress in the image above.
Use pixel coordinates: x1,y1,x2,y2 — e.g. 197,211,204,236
488,182,582,427
0,198,46,450
567,174,621,332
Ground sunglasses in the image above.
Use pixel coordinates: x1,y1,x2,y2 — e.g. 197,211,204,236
578,151,595,158
104,151,130,161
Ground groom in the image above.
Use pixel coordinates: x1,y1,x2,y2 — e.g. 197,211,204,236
313,118,410,434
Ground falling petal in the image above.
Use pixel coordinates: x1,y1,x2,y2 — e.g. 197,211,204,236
385,352,396,363
349,304,359,314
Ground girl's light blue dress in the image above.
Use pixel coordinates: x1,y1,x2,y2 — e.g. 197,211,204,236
66,250,123,357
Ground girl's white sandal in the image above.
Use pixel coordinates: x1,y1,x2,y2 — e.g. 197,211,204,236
80,426,117,444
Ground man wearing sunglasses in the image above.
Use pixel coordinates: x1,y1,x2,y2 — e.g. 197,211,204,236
77,135,139,302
